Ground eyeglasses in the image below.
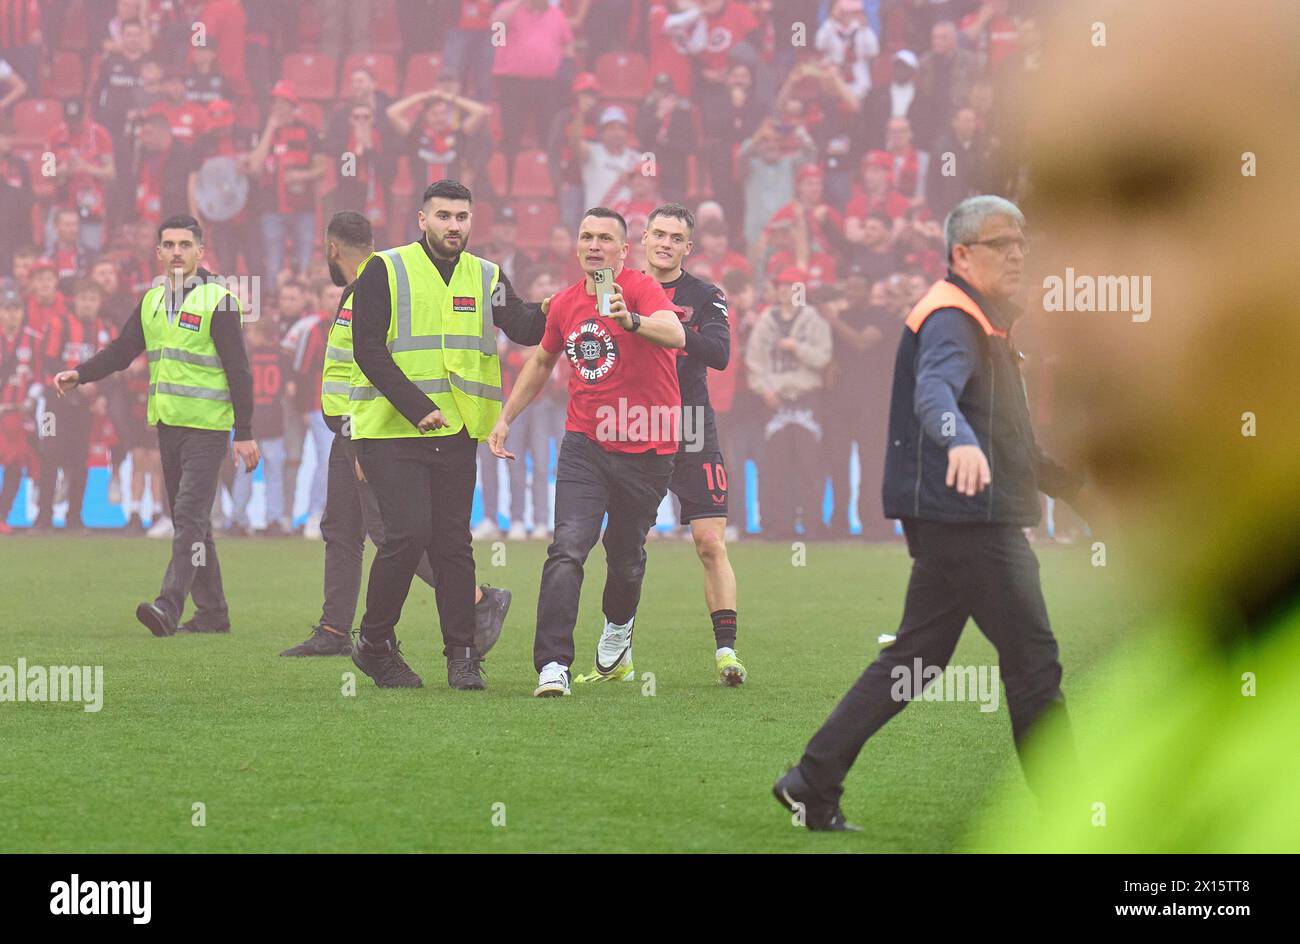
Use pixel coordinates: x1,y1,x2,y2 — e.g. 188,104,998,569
964,236,1030,257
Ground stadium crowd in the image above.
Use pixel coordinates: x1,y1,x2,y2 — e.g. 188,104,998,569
0,0,1073,542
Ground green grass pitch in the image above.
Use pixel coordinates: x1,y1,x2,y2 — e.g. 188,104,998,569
0,534,1135,852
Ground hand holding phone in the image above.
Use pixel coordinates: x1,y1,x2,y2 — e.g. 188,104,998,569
593,267,617,316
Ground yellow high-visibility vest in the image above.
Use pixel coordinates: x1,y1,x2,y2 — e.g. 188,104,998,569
348,243,502,440
140,279,241,430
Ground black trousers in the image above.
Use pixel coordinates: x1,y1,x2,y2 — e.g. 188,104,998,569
759,413,822,540
799,518,1074,802
320,432,437,632
35,399,92,527
534,432,674,671
355,430,477,655
156,424,230,627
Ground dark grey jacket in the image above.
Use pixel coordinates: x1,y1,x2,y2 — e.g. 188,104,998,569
882,273,1082,525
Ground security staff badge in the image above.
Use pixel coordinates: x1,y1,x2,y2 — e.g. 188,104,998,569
564,319,619,385
178,311,203,332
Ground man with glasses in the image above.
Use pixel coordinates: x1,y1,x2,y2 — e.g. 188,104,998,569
774,195,1084,830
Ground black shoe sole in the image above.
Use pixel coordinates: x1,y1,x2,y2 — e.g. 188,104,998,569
136,603,175,637
280,644,352,657
350,651,423,688
772,772,862,833
178,625,231,634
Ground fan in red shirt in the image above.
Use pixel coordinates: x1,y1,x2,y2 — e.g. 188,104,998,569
845,149,912,229
487,207,686,697
0,284,40,532
24,258,68,335
32,279,112,531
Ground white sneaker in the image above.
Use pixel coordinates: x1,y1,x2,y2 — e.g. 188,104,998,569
472,519,500,540
147,516,173,539
507,522,528,540
575,617,635,683
529,527,552,541
534,661,571,697
303,514,322,540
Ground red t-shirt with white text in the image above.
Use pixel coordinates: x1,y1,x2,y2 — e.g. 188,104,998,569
541,267,684,455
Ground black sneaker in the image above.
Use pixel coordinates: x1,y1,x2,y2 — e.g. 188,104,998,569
351,634,423,688
177,618,231,634
474,584,511,655
136,601,177,637
280,625,352,657
447,646,486,690
772,767,862,832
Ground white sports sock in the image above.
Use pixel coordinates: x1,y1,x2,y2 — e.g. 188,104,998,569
716,647,734,659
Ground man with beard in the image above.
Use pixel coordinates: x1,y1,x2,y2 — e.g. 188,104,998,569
280,211,514,661
346,183,546,690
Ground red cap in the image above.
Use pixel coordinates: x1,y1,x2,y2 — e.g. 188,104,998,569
796,162,824,181
271,79,299,105
571,72,599,94
863,149,894,171
29,257,56,275
774,266,809,284
207,97,235,129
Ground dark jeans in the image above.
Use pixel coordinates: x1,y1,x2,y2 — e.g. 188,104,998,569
534,432,674,671
799,519,1075,803
320,432,436,632
355,431,477,654
157,424,230,627
822,396,892,539
36,399,92,527
759,408,822,539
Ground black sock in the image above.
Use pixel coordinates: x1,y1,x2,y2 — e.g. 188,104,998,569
711,609,737,650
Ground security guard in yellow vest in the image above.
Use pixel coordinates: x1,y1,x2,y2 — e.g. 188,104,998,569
279,211,515,660
54,215,259,638
347,181,546,690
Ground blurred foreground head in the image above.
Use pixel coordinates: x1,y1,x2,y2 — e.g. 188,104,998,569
1021,0,1300,625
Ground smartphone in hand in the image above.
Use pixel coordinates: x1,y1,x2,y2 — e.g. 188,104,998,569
593,267,616,316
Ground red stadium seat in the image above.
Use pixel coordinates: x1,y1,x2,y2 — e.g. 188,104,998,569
510,199,559,250
402,52,442,96
594,52,651,99
281,54,337,101
485,152,508,196
298,1,323,51
511,150,554,198
391,156,414,198
56,1,90,51
371,0,402,54
342,53,397,97
13,99,63,147
44,52,85,99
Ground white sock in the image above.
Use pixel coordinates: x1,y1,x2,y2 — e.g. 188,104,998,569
716,647,734,658
605,616,633,633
